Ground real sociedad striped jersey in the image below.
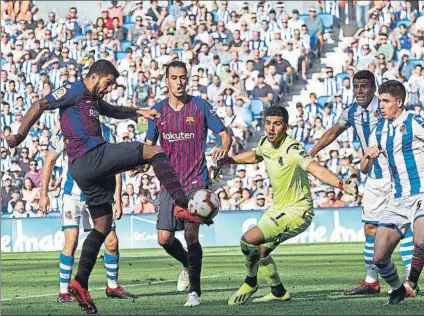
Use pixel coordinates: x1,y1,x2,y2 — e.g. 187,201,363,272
44,81,106,164
369,110,424,199
50,139,85,201
337,96,390,179
146,96,225,191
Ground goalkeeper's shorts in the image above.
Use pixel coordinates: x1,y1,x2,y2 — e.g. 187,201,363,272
257,204,314,249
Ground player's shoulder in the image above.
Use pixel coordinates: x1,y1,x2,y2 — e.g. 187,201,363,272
409,111,424,127
191,96,212,111
152,98,167,111
50,81,83,101
285,137,304,154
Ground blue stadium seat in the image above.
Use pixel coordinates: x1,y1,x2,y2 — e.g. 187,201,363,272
120,40,132,52
1,58,6,66
124,15,132,24
73,34,85,42
317,95,331,106
123,22,135,32
115,51,127,60
251,98,264,120
318,13,334,31
396,20,412,28
172,48,183,60
84,24,91,34
409,59,424,68
335,72,350,90
299,14,309,22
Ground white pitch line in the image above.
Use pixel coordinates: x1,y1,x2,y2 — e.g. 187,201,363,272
1,274,223,302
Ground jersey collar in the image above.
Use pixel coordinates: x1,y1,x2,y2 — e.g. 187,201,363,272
391,109,408,128
358,95,379,113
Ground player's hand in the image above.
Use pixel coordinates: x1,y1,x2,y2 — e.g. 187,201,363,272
209,166,222,183
113,201,123,220
173,205,204,225
207,148,228,160
6,134,25,149
136,109,160,120
39,193,50,214
365,146,382,160
341,179,358,195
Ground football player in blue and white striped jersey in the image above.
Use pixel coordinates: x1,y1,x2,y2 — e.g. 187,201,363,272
363,80,424,304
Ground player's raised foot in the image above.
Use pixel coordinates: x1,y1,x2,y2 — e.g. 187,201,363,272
68,279,97,314
184,292,202,307
344,281,380,295
228,283,259,305
57,292,74,303
385,284,407,305
177,267,190,292
252,291,291,303
404,280,419,298
105,285,138,299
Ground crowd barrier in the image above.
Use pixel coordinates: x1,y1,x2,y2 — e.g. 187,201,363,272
1,208,364,253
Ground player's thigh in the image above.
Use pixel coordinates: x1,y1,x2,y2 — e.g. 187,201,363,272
258,205,313,247
156,190,185,233
242,226,266,246
362,177,391,224
61,194,82,231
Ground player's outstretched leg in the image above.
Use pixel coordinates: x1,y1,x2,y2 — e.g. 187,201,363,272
69,206,113,314
345,225,380,295
374,227,406,305
103,230,137,299
399,229,413,279
252,252,290,303
228,228,263,306
57,227,79,303
184,223,202,307
405,245,423,297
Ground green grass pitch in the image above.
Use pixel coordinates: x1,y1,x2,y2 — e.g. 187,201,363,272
1,243,423,315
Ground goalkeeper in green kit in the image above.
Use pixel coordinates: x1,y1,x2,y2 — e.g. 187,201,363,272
213,107,358,305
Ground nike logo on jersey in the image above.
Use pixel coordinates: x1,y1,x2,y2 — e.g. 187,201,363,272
160,121,167,125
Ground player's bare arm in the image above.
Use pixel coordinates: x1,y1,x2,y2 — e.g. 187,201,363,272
6,97,50,148
306,161,357,195
209,130,232,160
360,146,381,174
114,173,123,220
98,100,160,120
218,150,264,167
39,150,59,213
309,124,347,156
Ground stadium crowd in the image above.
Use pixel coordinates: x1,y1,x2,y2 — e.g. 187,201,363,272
1,0,424,217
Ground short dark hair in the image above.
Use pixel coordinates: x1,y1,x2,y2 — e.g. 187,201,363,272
353,70,376,88
265,106,289,123
378,80,406,106
86,60,119,79
165,61,187,78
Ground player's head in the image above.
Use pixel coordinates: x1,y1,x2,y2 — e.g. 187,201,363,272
85,60,119,98
378,80,406,119
353,70,376,107
264,106,289,144
165,61,188,98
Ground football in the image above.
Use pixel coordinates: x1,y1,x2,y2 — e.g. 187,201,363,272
188,189,220,221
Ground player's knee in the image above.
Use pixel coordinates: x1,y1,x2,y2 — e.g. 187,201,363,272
158,231,174,247
105,232,119,253
184,232,199,246
364,224,377,236
63,235,78,256
143,144,164,161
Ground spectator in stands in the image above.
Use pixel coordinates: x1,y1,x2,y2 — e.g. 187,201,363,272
134,189,155,214
252,73,274,106
147,183,159,211
304,6,324,55
24,159,41,188
1,176,13,213
321,189,346,207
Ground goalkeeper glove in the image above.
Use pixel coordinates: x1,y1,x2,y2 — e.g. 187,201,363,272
339,179,358,195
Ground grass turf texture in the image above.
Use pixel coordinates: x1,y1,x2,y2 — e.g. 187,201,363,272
2,243,423,315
